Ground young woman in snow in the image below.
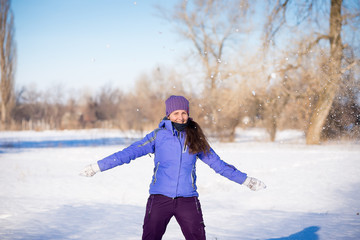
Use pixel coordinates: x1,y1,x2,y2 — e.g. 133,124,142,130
80,95,266,240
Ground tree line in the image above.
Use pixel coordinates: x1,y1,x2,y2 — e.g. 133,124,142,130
9,63,360,143
1,0,359,144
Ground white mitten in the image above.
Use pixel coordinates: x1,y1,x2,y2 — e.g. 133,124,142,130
243,177,266,191
80,163,100,177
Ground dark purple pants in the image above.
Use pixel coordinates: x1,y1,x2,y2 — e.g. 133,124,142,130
142,194,206,240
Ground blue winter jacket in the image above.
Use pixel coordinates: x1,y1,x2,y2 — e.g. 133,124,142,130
97,119,247,198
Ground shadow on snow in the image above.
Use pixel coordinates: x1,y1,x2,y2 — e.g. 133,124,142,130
266,226,320,240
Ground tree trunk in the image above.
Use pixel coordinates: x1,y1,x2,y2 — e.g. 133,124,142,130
0,0,15,130
269,115,277,142
306,0,343,144
306,83,338,144
1,100,5,129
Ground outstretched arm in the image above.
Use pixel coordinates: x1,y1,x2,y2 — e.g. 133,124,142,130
79,129,158,177
198,148,266,191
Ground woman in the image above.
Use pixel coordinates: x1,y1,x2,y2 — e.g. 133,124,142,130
80,95,266,240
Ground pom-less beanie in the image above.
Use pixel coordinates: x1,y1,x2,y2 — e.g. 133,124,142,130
165,95,190,116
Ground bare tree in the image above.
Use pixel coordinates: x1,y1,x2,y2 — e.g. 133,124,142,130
264,0,360,144
129,66,185,132
0,0,15,129
159,0,252,137
43,84,66,129
12,85,46,130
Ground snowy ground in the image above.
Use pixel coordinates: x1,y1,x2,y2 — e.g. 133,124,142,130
0,129,359,240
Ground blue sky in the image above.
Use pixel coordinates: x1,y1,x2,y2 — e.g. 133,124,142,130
12,0,186,92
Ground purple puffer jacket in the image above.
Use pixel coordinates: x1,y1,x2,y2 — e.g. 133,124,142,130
97,119,247,198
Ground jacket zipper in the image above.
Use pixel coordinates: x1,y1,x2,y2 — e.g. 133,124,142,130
175,131,183,197
152,161,160,184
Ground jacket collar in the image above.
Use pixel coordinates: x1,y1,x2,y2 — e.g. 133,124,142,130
159,118,177,135
159,118,173,130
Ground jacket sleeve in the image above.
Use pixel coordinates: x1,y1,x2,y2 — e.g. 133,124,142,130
97,130,157,171
198,148,247,184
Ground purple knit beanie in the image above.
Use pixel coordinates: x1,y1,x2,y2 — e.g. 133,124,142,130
165,95,190,116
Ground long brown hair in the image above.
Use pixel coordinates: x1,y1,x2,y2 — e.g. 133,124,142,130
185,119,210,155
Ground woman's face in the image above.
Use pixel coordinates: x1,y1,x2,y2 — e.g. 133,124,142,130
168,110,189,124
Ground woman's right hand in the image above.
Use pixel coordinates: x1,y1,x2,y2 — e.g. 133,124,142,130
80,163,100,177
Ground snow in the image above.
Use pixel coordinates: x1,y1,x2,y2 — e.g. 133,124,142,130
0,129,359,239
